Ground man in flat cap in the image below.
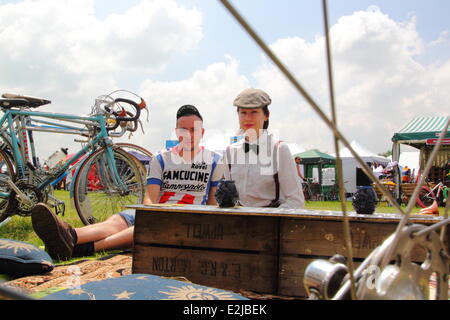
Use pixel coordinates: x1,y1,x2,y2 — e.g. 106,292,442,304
222,88,305,209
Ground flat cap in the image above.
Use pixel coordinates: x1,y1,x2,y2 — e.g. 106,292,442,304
233,88,271,109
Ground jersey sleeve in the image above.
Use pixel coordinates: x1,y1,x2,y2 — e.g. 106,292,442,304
210,153,225,187
146,153,164,186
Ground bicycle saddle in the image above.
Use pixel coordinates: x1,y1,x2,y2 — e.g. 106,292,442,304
1,93,51,108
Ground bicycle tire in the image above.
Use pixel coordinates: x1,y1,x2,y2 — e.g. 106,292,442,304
73,146,145,225
415,185,435,208
302,183,312,201
0,147,16,223
115,143,153,178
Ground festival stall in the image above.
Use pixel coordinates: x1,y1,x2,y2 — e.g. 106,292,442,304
331,141,390,195
391,116,450,199
293,149,336,198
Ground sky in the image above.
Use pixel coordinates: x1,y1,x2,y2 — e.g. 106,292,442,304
0,0,449,162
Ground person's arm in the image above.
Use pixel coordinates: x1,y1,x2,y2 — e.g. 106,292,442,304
207,186,218,205
143,184,161,205
206,156,225,206
143,153,163,205
297,165,305,180
278,144,305,209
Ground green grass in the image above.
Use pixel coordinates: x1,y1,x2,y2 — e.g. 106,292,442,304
0,190,114,264
306,200,448,215
0,192,446,263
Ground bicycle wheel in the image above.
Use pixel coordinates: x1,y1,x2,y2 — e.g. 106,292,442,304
416,185,435,208
73,146,145,225
115,143,153,178
0,147,16,223
302,183,312,201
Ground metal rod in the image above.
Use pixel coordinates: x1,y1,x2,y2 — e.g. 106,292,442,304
413,217,450,238
379,117,450,268
441,190,450,242
24,126,91,136
321,0,357,300
217,0,406,215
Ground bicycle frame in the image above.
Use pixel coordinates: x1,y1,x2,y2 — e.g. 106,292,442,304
0,107,128,202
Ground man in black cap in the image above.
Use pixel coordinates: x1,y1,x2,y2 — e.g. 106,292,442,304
31,105,224,260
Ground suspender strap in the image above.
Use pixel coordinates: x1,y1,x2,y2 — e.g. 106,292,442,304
227,140,283,206
226,145,232,176
272,140,282,204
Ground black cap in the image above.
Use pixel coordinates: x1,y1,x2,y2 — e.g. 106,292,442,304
176,104,203,121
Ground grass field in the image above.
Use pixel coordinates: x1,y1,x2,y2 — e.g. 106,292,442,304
0,190,446,260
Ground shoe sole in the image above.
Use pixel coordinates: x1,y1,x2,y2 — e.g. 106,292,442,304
31,205,72,260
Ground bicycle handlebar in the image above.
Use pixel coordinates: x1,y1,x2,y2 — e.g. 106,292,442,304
104,98,144,131
106,98,141,122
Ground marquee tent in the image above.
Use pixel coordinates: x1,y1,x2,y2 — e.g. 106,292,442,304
331,140,390,194
391,116,450,196
293,149,336,187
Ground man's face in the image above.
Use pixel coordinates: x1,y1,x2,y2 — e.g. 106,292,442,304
238,107,268,137
176,115,204,151
295,158,301,164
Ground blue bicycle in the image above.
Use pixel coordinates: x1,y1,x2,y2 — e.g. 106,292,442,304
0,91,148,225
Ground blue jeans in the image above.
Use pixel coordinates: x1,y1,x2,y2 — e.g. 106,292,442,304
118,209,136,227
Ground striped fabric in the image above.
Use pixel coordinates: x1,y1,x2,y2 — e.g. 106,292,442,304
392,116,450,142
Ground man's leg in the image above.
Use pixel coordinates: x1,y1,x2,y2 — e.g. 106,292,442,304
32,204,133,259
92,226,134,252
75,214,130,244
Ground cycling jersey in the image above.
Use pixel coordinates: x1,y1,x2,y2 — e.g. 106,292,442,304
147,146,224,205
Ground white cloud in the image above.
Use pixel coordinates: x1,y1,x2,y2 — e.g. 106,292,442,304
0,0,202,159
0,0,202,100
429,30,449,47
136,56,249,152
251,9,448,154
1,3,449,162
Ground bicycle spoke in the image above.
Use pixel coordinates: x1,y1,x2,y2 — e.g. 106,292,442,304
73,148,144,225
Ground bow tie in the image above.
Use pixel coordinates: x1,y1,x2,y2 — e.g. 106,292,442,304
244,142,259,154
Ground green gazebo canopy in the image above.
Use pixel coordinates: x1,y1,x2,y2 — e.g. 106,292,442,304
293,149,336,164
392,116,450,143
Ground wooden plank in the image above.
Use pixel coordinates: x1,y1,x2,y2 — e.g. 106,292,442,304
134,211,279,252
132,245,278,294
280,219,428,261
132,206,448,298
128,204,443,224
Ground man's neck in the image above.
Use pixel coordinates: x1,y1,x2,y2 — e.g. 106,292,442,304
244,129,266,143
178,146,201,161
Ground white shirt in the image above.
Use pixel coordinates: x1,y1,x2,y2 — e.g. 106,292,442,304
223,131,305,209
296,164,305,183
147,146,224,205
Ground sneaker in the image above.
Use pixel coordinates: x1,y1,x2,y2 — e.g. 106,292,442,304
31,203,76,260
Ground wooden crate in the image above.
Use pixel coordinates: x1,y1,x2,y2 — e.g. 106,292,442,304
132,211,280,293
130,205,448,298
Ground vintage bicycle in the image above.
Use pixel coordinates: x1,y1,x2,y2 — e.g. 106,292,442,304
416,179,449,208
0,90,149,225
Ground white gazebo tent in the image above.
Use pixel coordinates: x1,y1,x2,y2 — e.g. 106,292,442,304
332,140,390,194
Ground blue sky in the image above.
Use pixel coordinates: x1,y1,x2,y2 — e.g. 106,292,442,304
0,0,448,159
94,0,450,83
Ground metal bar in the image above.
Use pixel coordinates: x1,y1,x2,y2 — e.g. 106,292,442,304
7,113,25,177
379,117,450,268
30,117,92,131
217,0,406,215
8,109,99,123
413,217,450,238
24,126,91,136
321,0,357,300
